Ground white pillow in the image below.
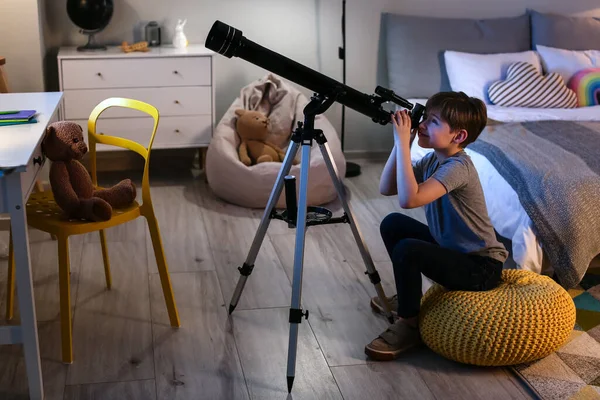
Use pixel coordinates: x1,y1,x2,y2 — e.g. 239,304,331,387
444,50,543,104
536,45,600,84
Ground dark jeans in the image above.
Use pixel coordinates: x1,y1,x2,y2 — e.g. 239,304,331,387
381,213,503,319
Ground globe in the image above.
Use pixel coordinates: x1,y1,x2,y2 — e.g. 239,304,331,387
66,0,114,51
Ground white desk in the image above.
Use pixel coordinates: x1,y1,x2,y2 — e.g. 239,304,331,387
0,92,62,400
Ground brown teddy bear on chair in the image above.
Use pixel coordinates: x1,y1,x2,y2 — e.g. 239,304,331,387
235,109,296,166
42,121,137,222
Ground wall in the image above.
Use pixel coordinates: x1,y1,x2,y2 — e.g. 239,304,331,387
38,0,600,154
0,0,46,92
42,0,330,134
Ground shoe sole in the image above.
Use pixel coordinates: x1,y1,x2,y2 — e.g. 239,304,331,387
370,297,398,319
364,342,421,361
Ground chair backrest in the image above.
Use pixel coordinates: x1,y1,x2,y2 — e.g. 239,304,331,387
0,57,9,93
87,97,159,207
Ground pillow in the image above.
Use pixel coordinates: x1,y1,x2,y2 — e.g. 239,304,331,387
382,13,531,98
488,61,578,108
530,10,600,51
568,68,600,107
444,50,542,104
536,45,600,84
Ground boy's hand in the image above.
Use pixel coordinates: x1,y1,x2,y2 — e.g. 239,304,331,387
392,110,412,145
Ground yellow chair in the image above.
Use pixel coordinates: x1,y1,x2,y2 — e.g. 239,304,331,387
5,97,181,363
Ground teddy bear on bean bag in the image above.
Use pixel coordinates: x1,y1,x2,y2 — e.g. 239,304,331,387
42,121,137,222
235,109,294,166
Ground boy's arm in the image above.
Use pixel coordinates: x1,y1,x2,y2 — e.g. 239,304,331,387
380,126,418,196
393,111,447,209
379,144,398,195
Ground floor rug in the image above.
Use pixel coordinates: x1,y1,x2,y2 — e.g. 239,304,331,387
512,268,600,400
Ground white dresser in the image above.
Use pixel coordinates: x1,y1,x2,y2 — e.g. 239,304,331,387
57,45,215,151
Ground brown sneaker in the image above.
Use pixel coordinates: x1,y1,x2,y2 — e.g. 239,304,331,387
370,294,398,319
364,320,422,361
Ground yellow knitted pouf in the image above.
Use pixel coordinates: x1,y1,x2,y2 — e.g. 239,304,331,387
419,269,576,366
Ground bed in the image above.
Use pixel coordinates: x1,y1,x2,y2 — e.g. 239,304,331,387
381,10,600,288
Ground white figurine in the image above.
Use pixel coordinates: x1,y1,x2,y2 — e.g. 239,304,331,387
173,19,188,48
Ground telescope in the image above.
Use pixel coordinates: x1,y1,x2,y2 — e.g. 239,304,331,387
205,20,425,128
205,20,413,394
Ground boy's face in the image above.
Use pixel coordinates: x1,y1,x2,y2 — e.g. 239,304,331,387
417,108,465,150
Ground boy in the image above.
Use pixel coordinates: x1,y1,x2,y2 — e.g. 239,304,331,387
365,91,508,361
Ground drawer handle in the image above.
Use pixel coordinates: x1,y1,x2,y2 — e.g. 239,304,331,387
97,72,102,77
174,129,180,133
174,100,180,104
33,156,43,166
173,70,179,74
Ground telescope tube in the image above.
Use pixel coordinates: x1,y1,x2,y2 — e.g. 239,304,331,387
205,20,406,125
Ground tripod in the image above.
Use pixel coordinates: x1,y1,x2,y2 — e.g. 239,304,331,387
227,92,395,393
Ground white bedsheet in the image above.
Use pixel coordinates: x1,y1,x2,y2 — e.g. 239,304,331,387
407,99,600,274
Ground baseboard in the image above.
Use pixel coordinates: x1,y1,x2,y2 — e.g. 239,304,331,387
33,148,198,191
80,151,145,172
344,150,390,161
38,148,199,175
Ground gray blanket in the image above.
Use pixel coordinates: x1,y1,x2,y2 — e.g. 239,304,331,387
469,120,600,289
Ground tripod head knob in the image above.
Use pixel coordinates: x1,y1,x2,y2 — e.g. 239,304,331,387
289,308,309,322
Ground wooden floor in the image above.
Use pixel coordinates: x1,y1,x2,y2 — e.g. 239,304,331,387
0,158,537,400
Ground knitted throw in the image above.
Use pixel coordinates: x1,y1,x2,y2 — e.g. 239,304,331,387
469,120,600,289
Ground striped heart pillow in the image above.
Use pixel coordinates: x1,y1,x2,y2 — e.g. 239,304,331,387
488,61,578,108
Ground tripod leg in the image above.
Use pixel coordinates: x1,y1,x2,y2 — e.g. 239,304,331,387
286,143,311,393
318,142,395,324
228,141,300,314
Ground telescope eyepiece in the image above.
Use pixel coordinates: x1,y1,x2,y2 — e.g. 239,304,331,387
205,20,243,58
375,86,413,110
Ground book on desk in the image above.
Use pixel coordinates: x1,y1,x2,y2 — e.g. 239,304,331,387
0,109,37,126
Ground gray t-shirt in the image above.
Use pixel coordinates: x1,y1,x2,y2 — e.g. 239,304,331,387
413,150,509,263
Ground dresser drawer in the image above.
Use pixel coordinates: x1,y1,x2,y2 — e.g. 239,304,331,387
60,56,211,89
70,115,213,150
63,87,212,120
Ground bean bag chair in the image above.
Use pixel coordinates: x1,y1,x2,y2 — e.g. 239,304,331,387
419,269,576,366
206,73,347,209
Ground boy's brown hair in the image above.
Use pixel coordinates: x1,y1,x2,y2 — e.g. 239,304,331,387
425,91,487,147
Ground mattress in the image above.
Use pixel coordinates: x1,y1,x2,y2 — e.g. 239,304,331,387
407,99,600,274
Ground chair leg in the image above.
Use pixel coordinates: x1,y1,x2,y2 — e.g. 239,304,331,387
57,236,73,364
34,180,44,193
99,230,112,290
200,147,208,170
6,230,15,321
145,212,180,328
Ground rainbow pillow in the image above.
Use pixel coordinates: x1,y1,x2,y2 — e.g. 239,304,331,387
568,68,600,107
